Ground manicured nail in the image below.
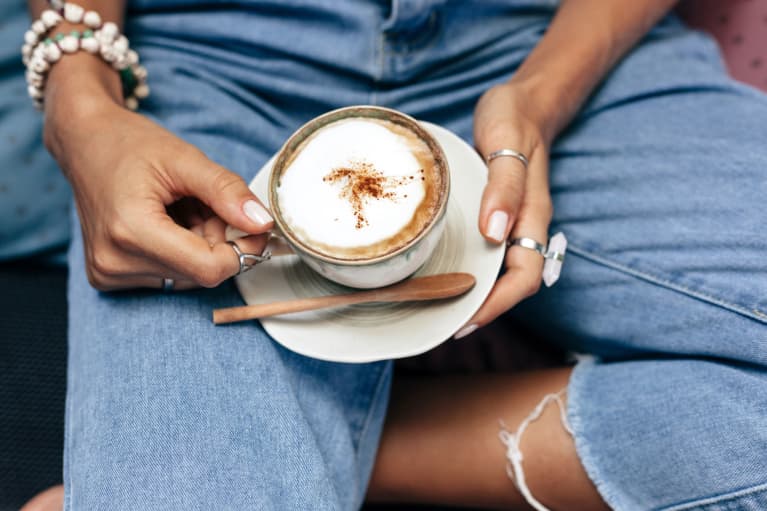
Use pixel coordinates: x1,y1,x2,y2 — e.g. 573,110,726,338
454,323,478,340
486,210,509,242
243,200,273,226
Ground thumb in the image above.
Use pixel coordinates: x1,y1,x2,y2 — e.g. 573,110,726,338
174,150,274,235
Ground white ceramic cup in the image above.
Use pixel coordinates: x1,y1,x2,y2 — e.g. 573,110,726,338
268,106,450,289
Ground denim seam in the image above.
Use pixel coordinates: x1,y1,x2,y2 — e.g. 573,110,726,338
567,243,767,325
658,481,767,511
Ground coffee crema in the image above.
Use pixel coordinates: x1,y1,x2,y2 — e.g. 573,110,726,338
275,117,444,261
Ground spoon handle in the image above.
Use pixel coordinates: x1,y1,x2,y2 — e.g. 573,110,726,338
212,273,475,324
213,291,380,324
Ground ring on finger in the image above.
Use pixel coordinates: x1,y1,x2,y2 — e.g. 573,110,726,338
162,277,175,292
485,148,530,169
507,236,546,256
228,240,272,276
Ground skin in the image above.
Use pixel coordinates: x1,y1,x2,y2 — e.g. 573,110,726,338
24,0,677,509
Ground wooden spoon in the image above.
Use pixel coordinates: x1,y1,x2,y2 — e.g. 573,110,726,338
213,272,476,325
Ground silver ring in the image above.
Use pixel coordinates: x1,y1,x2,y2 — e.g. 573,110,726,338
162,277,175,292
507,237,546,256
485,149,530,169
228,240,272,276
544,250,566,262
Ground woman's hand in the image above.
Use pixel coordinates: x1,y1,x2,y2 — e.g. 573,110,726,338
45,77,273,291
456,82,554,337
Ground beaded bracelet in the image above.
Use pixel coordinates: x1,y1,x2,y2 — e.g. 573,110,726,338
22,1,149,111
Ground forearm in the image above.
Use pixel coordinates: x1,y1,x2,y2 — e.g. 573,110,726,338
511,0,678,144
27,1,127,157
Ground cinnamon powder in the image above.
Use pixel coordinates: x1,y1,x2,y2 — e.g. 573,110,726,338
323,160,416,229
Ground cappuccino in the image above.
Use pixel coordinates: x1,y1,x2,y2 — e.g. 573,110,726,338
275,116,444,261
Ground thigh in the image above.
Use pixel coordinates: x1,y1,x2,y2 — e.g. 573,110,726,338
568,357,767,511
65,35,390,510
66,240,391,509
513,23,767,365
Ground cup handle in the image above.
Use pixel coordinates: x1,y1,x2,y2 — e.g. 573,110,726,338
225,225,295,257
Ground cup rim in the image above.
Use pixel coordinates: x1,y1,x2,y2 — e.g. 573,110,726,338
268,105,451,267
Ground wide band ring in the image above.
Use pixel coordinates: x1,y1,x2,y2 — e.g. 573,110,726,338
485,148,530,169
507,236,546,256
228,240,272,276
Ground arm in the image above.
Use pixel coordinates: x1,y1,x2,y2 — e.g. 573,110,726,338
463,0,678,332
26,1,273,291
510,0,679,144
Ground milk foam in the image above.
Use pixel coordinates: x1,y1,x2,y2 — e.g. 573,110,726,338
277,118,429,256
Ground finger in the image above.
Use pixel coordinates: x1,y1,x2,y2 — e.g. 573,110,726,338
137,211,270,287
456,171,552,338
479,155,528,243
172,150,274,235
93,274,199,292
200,216,271,264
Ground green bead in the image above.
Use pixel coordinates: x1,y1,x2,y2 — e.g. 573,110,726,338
54,33,64,41
44,38,53,46
70,30,81,38
83,30,94,38
120,68,138,95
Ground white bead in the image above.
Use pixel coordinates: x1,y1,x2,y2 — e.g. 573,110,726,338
32,44,45,58
112,55,129,70
100,45,117,62
41,10,62,29
50,0,65,11
44,43,62,62
32,20,47,35
83,11,102,28
29,75,44,88
126,50,139,66
24,30,38,45
80,37,100,54
125,97,139,111
101,22,119,42
28,85,44,100
21,44,32,57
59,35,80,54
26,70,44,87
134,84,150,99
64,3,84,24
113,35,128,54
132,65,147,80
22,54,30,66
31,57,49,74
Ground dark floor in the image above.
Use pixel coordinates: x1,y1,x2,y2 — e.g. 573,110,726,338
0,262,67,511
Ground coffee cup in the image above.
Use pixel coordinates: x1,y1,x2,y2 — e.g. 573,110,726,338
268,106,450,289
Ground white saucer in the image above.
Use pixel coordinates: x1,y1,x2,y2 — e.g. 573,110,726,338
235,122,505,363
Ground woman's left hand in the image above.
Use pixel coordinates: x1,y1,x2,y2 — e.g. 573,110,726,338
456,82,555,338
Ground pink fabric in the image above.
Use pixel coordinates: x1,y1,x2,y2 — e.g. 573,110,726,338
678,0,767,91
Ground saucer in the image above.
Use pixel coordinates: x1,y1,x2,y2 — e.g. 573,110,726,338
234,122,505,363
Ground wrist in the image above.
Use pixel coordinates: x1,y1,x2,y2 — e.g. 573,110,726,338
505,75,579,146
42,51,122,157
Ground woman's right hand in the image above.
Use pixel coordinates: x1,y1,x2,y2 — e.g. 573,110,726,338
44,56,273,291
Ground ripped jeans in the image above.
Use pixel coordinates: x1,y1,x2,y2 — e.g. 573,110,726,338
2,0,765,509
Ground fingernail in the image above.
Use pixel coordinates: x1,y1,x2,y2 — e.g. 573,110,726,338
454,323,478,340
486,210,509,242
243,200,273,226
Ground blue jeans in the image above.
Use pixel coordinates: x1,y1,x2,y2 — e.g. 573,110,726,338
4,0,765,509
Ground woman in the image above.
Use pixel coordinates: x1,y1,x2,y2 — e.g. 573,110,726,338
21,0,767,509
